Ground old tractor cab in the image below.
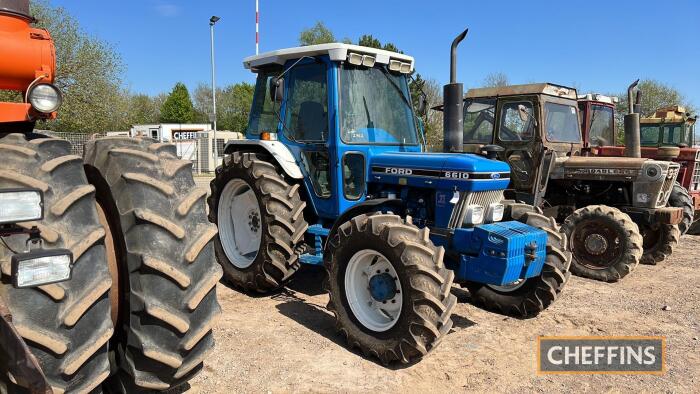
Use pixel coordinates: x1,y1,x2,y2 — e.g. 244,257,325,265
209,31,572,364
459,83,683,281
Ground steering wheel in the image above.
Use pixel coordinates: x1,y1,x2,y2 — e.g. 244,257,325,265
480,144,505,159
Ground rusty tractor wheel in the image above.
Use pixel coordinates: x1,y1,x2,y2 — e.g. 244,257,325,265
0,134,112,393
84,137,222,391
465,202,571,318
688,217,700,235
667,182,694,235
562,205,643,282
638,223,680,265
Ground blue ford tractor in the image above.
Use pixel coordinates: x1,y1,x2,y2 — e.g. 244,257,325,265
208,30,571,364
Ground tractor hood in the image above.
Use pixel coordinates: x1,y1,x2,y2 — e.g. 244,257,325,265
369,151,511,192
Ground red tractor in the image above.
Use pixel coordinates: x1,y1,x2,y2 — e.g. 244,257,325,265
1,1,221,392
578,86,698,235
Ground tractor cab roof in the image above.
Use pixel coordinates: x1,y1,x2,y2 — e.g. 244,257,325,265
577,93,619,105
465,83,578,100
641,106,697,125
243,43,415,73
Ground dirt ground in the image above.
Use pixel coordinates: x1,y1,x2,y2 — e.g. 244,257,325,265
183,234,700,393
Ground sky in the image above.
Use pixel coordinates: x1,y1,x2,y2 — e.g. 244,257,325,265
50,0,700,105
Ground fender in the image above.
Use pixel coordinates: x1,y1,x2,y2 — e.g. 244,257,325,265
223,139,303,179
323,198,404,255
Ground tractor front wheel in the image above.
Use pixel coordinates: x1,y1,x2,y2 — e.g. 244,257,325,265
562,205,642,282
325,213,456,364
465,202,571,318
667,182,693,235
638,223,680,265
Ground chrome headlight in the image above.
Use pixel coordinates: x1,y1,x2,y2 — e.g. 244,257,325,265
0,189,43,224
486,203,505,222
463,205,484,225
28,83,62,113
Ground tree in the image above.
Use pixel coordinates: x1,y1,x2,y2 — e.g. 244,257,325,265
29,1,126,132
410,74,443,151
357,34,401,53
482,72,509,88
616,79,695,118
192,82,255,132
126,94,160,125
160,83,196,123
299,21,335,46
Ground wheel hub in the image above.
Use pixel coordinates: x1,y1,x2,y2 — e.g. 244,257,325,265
368,273,397,303
584,233,608,255
248,210,260,233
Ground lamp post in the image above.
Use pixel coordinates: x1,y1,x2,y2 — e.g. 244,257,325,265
209,15,220,160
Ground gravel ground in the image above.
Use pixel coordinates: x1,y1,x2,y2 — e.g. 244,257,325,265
181,235,700,393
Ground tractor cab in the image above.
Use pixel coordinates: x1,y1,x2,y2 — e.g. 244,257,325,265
241,44,423,220
577,93,617,148
639,106,697,149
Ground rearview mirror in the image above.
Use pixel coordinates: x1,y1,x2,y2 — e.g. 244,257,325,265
269,77,284,103
518,104,530,123
416,94,427,117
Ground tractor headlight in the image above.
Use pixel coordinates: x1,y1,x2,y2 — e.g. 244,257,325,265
642,162,663,181
463,205,484,225
0,189,43,225
11,249,73,288
486,203,505,222
28,83,62,113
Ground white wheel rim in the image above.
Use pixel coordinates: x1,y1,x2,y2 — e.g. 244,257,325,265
488,279,526,293
217,179,262,269
344,249,403,332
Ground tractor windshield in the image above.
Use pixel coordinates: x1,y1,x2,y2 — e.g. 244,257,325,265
544,102,581,143
339,65,418,145
640,125,661,146
588,105,615,146
463,98,496,143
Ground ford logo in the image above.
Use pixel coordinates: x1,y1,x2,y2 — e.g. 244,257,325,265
491,173,501,179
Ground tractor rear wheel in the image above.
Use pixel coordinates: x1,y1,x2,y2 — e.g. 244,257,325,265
325,213,456,364
208,151,308,293
84,137,222,391
562,205,642,282
668,182,693,235
639,223,680,265
688,218,700,235
465,202,571,317
0,134,112,393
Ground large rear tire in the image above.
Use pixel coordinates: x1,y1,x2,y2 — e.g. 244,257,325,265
465,202,571,317
325,213,456,364
208,151,308,293
84,137,222,391
688,218,700,235
0,134,112,393
562,205,642,282
667,182,693,235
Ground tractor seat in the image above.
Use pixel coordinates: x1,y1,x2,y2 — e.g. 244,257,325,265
298,101,327,141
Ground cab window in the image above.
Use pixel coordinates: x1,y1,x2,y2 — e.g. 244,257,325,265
247,69,281,135
661,124,683,145
342,153,365,200
464,98,496,143
544,102,581,143
285,62,328,142
588,105,615,146
640,125,661,146
499,101,535,141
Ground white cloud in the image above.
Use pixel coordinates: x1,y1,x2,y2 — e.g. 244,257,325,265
154,2,181,17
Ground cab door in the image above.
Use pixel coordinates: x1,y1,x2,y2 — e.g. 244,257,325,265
495,96,543,195
279,58,337,219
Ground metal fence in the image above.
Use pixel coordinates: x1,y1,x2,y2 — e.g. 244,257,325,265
38,131,224,175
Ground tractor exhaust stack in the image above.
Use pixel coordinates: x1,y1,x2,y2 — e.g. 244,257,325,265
443,29,468,153
624,79,641,158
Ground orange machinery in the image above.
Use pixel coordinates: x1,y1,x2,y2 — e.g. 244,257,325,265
0,0,60,124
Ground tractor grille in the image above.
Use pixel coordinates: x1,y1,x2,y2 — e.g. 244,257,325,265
448,190,505,229
692,161,700,191
657,165,680,207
